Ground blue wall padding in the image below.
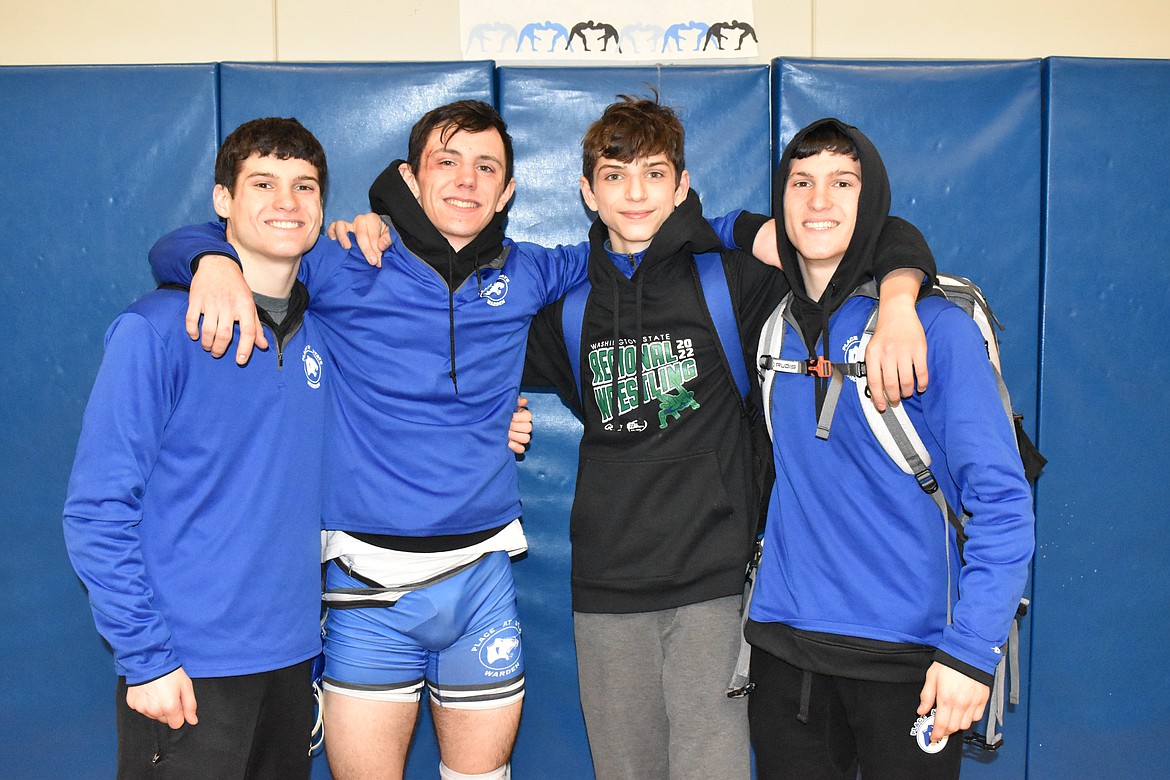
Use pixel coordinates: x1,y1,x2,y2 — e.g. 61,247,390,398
219,61,495,226
1032,57,1170,779
0,64,219,780
3,56,1166,780
775,59,1043,436
773,58,1043,780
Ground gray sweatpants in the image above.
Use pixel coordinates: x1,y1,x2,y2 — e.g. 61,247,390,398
573,595,750,780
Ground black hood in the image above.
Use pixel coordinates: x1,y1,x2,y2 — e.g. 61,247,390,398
586,188,720,285
368,159,511,290
367,159,513,394
773,118,891,415
773,118,891,330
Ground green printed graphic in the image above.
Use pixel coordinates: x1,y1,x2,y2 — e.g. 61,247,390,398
587,337,700,426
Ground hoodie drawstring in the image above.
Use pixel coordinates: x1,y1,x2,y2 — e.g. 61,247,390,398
634,274,645,405
609,285,621,419
446,248,459,394
606,275,646,422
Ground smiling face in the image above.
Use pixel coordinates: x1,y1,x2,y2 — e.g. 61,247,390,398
213,152,323,279
581,154,690,255
400,125,516,252
783,149,862,277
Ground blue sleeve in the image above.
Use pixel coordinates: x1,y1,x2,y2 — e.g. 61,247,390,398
922,307,1035,675
149,221,236,285
707,210,746,249
148,222,348,300
62,313,182,684
524,240,589,306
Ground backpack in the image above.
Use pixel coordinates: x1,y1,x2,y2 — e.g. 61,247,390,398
755,273,1045,750
560,252,767,699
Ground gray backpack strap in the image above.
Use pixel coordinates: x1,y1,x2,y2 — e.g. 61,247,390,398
985,649,1007,749
812,279,876,441
854,301,963,620
726,537,763,697
756,294,798,441
814,359,869,440
756,288,871,442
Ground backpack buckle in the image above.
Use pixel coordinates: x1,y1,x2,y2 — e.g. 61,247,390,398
915,469,940,494
806,356,834,378
963,731,1003,751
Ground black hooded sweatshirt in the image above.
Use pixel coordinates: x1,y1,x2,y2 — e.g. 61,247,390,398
524,191,773,613
523,187,936,615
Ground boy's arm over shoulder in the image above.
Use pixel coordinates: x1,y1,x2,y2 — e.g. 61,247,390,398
150,223,264,364
62,310,184,687
873,216,936,287
866,216,937,410
708,209,782,268
522,239,590,305
149,222,345,364
522,299,580,410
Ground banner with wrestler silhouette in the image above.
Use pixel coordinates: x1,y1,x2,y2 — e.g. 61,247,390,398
460,0,757,61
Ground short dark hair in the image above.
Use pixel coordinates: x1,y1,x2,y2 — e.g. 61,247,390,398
581,91,686,184
214,117,328,200
406,100,514,182
790,122,859,162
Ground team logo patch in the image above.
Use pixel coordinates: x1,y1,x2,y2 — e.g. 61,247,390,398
480,274,510,307
472,620,522,678
302,345,323,389
910,709,948,754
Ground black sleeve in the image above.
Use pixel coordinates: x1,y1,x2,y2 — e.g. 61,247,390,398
873,216,937,292
522,301,582,412
732,211,770,253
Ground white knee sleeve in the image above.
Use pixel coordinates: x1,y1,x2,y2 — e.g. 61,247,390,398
438,761,510,780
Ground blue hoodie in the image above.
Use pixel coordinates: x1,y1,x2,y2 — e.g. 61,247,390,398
63,286,327,684
746,119,1034,682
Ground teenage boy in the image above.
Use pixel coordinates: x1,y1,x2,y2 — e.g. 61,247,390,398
516,96,936,779
63,117,330,779
745,118,1035,779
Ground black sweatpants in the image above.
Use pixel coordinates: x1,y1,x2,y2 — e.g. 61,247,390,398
748,649,963,780
116,660,314,780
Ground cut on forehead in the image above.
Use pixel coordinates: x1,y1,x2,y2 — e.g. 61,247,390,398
425,125,507,164
406,99,514,180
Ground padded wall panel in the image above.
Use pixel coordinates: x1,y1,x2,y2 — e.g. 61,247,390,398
1033,57,1170,778
219,61,495,226
773,59,1042,779
499,66,772,776
0,64,218,780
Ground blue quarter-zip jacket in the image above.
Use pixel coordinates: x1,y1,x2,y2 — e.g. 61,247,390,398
63,288,328,684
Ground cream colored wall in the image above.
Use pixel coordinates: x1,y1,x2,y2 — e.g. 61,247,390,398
2,0,1167,65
